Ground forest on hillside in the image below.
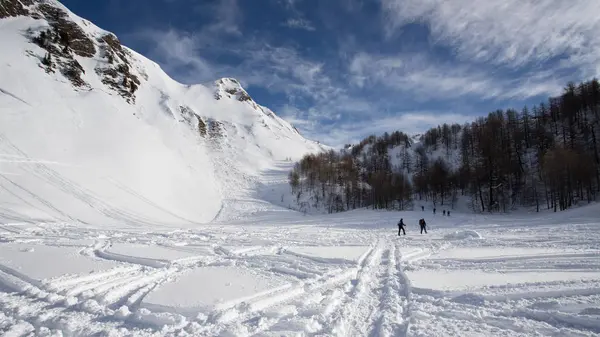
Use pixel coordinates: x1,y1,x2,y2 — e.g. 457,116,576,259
289,79,600,213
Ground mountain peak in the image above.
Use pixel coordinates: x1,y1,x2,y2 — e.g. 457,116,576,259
213,77,252,103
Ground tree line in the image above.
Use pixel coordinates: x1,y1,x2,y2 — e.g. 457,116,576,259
289,79,600,213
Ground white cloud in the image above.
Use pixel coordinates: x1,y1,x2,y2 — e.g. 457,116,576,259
137,26,345,115
283,18,316,31
137,29,216,82
202,0,242,36
295,112,474,148
348,52,566,100
133,0,587,149
381,0,600,75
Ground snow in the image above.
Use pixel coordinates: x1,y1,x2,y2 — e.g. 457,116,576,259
142,266,292,315
1,1,600,336
409,270,600,292
443,230,483,240
285,245,371,264
1,199,599,336
0,243,121,284
0,5,324,228
102,243,210,267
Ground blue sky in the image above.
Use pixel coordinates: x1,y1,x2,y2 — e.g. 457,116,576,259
60,0,600,147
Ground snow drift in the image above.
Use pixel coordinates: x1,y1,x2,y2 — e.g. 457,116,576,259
0,0,323,226
443,230,483,240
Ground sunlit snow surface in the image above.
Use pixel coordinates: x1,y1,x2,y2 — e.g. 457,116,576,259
1,172,600,337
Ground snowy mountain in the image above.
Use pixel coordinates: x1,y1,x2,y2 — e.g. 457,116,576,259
0,0,324,226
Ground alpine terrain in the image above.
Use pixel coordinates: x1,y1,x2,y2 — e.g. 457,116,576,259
0,1,599,336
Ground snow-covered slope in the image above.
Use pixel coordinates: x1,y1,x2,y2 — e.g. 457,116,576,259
0,0,323,226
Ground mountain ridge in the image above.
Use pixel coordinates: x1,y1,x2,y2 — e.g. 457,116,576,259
0,0,325,225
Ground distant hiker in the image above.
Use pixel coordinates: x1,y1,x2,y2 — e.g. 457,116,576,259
443,210,446,216
397,218,406,236
419,219,428,234
433,208,436,214
421,205,424,211
447,211,451,217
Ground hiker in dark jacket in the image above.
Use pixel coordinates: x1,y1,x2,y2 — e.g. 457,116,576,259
397,218,406,236
419,219,428,234
447,211,451,217
421,205,424,211
443,210,446,216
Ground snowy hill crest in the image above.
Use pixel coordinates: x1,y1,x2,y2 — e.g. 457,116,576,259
0,0,324,225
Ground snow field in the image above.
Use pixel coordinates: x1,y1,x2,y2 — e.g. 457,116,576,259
0,161,600,336
0,208,599,336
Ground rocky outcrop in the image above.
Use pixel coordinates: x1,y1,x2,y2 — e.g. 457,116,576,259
94,36,140,103
36,3,95,58
0,0,34,19
214,78,252,102
94,34,140,102
208,120,224,138
22,1,95,89
178,105,207,138
29,25,89,88
3,0,143,100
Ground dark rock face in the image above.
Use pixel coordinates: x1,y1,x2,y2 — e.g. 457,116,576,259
62,59,86,87
37,3,95,58
216,78,253,102
0,0,34,18
208,120,224,138
198,118,207,138
30,26,88,88
2,0,143,101
95,37,141,103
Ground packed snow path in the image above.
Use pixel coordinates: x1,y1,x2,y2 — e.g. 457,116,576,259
1,204,600,337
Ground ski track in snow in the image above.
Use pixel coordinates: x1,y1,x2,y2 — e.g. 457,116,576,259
0,163,600,336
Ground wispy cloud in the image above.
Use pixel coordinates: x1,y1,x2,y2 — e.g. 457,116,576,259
199,0,242,36
135,28,340,106
286,112,474,148
133,29,215,83
125,0,589,148
282,18,316,31
381,0,600,75
348,52,566,101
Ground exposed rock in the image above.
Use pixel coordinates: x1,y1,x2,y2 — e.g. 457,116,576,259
198,118,207,138
95,34,141,103
216,78,253,102
61,59,86,87
29,25,89,88
37,3,95,58
208,120,224,138
178,105,195,124
40,52,55,73
0,0,33,18
223,86,252,102
96,67,135,103
100,34,128,63
12,0,143,99
178,106,208,138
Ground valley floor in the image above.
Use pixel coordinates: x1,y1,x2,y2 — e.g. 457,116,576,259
1,208,600,337
1,164,599,336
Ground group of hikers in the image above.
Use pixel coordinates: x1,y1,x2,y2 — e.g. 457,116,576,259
397,206,452,236
397,218,427,236
421,205,451,216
